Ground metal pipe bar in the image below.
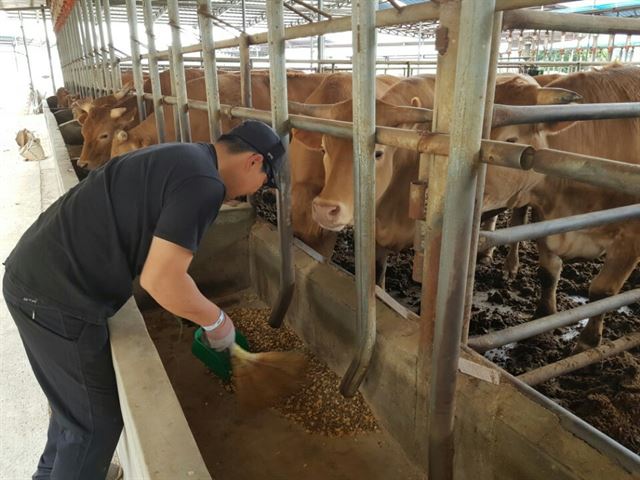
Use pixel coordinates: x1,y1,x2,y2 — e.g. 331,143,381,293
103,0,121,90
468,289,640,352
284,2,314,23
143,0,166,143
481,139,534,169
197,0,223,141
71,8,88,98
41,7,56,94
428,2,495,479
86,0,105,95
94,0,111,94
18,12,36,111
495,0,577,10
462,10,503,344
518,332,640,386
154,1,440,59
239,34,252,108
479,204,640,250
167,47,182,143
503,9,640,35
463,345,640,475
339,0,377,398
265,0,295,331
168,0,192,142
291,0,331,18
79,0,98,98
493,102,640,127
530,149,640,197
125,0,146,121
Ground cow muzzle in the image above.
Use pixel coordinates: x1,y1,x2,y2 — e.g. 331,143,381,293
312,198,350,231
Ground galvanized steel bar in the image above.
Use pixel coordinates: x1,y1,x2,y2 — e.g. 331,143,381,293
239,34,253,108
492,102,640,127
168,47,182,143
103,0,120,90
339,0,377,398
143,0,167,143
41,7,57,94
154,2,440,59
197,0,222,141
480,139,534,169
462,10,503,344
94,0,111,94
530,149,640,197
126,0,147,121
267,0,295,328
519,332,640,386
478,204,640,250
495,0,577,9
503,9,640,35
266,0,295,330
79,0,98,98
86,0,105,95
167,0,192,142
428,2,495,479
71,7,88,97
18,12,36,110
468,289,640,352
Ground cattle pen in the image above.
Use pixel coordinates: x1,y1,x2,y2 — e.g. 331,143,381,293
1,0,640,479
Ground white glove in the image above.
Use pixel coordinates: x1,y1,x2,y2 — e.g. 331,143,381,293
202,310,236,352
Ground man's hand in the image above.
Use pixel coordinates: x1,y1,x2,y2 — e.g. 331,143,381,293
203,310,236,352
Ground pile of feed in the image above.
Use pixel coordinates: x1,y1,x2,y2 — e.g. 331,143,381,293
225,307,379,436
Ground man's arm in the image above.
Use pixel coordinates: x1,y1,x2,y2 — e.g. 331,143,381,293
140,236,221,327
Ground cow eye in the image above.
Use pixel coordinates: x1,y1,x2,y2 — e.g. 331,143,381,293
505,137,518,143
99,133,110,140
375,150,384,160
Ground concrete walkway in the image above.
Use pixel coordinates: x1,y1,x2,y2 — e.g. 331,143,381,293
0,112,61,479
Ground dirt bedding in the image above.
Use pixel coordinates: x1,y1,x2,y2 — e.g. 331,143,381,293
253,191,640,453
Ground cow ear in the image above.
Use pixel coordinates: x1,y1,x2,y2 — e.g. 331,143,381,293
536,87,582,105
77,111,88,125
292,128,323,150
110,107,128,119
114,82,132,100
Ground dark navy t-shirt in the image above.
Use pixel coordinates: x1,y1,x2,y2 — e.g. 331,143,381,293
4,142,225,322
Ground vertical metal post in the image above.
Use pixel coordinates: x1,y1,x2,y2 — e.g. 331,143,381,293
462,11,503,343
79,0,98,98
167,0,192,142
95,0,112,94
239,34,253,108
41,7,57,94
18,12,36,111
317,0,324,69
56,29,66,90
428,2,495,479
86,0,105,95
103,0,120,90
265,0,295,330
126,0,147,121
143,0,167,143
241,0,247,32
168,47,182,143
415,2,460,450
71,7,87,97
197,0,222,141
339,0,377,397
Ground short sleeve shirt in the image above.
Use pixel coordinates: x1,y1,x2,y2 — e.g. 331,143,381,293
4,142,225,322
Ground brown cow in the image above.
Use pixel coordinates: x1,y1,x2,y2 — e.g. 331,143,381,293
289,72,401,256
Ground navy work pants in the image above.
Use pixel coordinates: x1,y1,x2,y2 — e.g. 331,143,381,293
3,273,123,480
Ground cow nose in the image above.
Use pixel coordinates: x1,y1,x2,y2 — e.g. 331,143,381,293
312,198,345,229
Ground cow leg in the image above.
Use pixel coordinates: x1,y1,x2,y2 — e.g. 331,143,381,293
575,250,639,353
534,242,563,318
375,246,390,290
504,206,529,280
477,215,498,265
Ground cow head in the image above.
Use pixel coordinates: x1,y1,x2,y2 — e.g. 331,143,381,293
289,98,431,231
78,101,138,169
111,129,153,157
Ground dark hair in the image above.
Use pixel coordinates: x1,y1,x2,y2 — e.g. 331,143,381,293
217,134,259,155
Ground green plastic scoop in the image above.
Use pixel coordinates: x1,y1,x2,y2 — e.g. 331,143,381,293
192,328,250,381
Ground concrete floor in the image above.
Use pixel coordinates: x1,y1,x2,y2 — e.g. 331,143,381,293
0,112,60,479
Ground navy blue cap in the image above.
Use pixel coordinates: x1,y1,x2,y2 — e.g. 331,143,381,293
225,120,285,189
